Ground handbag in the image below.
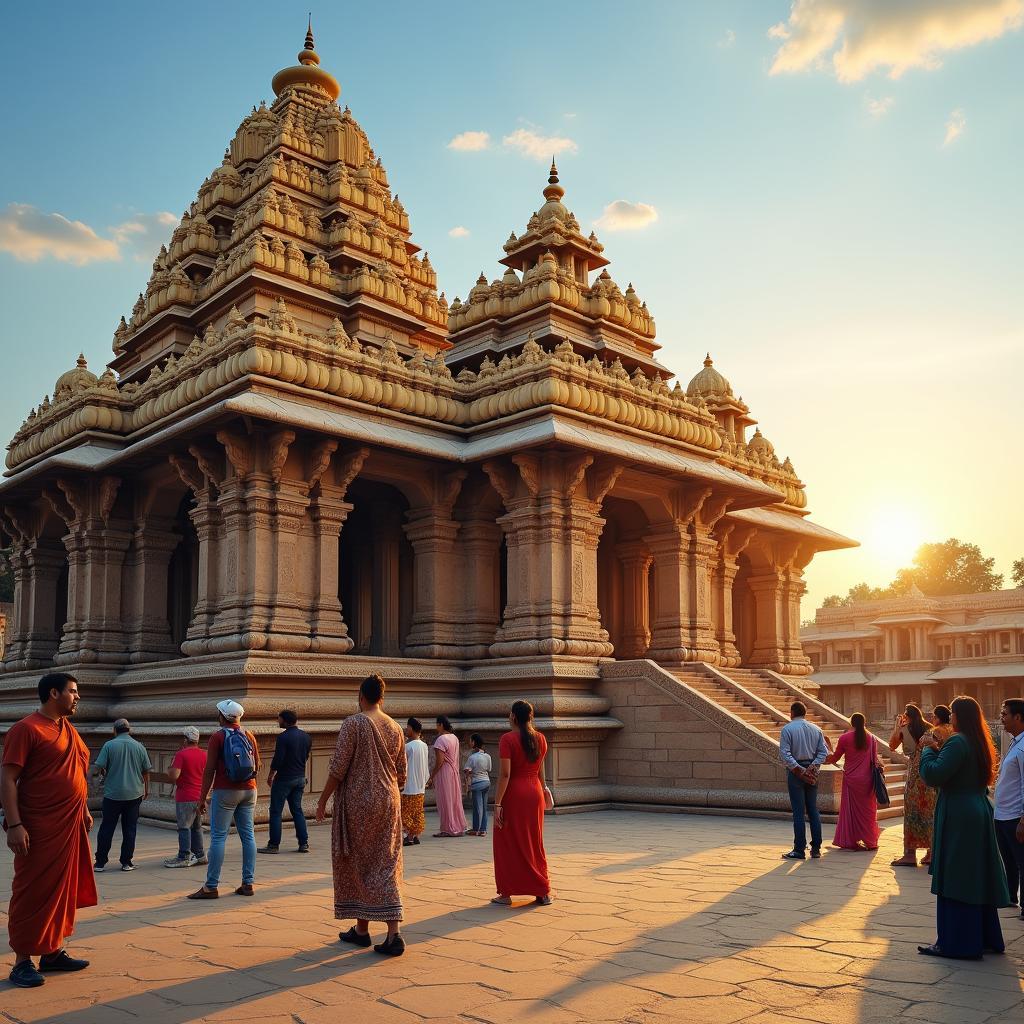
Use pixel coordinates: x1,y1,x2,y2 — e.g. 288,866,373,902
871,739,891,807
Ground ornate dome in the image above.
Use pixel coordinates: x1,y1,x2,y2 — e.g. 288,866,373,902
54,354,98,398
686,353,732,399
270,22,340,101
747,428,774,457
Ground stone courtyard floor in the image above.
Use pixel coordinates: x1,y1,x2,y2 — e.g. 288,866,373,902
1,811,1022,1024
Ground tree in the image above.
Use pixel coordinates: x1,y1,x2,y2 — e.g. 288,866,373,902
892,539,1002,596
817,538,1004,609
1013,558,1024,588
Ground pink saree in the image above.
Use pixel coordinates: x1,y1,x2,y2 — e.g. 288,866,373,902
432,733,466,835
829,730,880,850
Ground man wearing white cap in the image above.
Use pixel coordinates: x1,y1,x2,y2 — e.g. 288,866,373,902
162,726,208,868
187,700,261,899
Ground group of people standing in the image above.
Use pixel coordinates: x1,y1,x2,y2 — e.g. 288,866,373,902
1,670,555,983
781,693,1024,961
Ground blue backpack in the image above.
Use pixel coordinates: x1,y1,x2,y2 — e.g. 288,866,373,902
221,727,256,783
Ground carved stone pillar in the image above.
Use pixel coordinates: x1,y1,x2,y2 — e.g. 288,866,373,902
1,506,67,670
644,489,730,664
616,541,652,659
44,477,131,666
403,470,466,658
170,448,224,656
782,565,813,675
746,570,787,671
453,514,503,658
124,516,180,663
712,522,756,669
372,501,402,656
486,453,620,658
309,486,353,653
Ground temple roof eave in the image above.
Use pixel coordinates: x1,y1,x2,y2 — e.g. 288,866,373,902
726,506,858,552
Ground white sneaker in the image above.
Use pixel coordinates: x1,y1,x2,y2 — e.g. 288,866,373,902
121,863,135,872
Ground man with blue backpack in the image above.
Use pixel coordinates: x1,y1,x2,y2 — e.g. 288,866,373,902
186,700,261,900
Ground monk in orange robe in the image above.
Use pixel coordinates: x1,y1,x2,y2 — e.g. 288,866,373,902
2,672,97,988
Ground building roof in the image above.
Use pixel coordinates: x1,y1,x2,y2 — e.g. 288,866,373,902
728,506,857,551
810,670,870,686
801,628,881,642
863,672,937,688
929,664,1024,681
932,615,1024,635
687,355,732,399
869,615,950,626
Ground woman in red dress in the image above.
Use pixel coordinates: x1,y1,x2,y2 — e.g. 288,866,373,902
491,700,553,906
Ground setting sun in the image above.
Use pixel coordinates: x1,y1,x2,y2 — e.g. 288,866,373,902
860,504,928,575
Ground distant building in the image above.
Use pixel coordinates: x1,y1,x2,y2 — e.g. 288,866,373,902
801,585,1024,728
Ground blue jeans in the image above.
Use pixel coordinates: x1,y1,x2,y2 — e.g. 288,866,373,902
471,780,490,833
175,800,205,859
206,789,256,889
786,766,822,853
268,777,308,848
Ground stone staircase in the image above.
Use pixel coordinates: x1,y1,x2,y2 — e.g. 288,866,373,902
670,664,907,820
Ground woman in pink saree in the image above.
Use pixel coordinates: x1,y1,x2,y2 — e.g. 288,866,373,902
427,716,466,837
825,713,881,851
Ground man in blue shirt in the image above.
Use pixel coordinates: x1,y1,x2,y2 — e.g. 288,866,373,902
259,709,312,854
93,719,152,872
994,699,1024,920
778,701,829,861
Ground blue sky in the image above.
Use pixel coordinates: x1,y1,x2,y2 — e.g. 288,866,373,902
1,1,1022,612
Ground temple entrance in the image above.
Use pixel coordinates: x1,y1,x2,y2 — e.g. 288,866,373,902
338,481,413,656
167,494,199,651
597,497,651,658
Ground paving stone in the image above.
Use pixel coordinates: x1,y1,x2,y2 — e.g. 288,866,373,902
1,813,1022,1024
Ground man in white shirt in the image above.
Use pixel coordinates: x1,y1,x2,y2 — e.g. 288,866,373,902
778,701,829,861
401,718,430,847
994,699,1024,920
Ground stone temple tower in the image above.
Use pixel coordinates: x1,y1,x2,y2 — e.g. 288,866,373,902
0,29,882,824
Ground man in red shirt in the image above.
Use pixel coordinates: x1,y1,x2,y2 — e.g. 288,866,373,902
186,700,260,899
162,727,208,868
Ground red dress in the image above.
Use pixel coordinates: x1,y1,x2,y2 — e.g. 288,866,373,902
493,731,550,897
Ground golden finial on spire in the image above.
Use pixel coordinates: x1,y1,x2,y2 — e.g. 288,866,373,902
272,15,339,99
543,159,564,203
305,14,315,51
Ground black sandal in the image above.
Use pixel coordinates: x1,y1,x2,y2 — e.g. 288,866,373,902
374,933,406,956
339,927,371,948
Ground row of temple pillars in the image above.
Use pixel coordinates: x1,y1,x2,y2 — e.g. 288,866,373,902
1,440,813,674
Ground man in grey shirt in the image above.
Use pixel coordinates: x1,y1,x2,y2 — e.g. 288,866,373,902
779,701,829,861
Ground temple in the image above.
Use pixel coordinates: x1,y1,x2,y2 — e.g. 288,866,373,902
0,30,888,821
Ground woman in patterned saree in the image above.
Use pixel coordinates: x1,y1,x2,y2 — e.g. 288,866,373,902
889,703,937,867
316,674,408,957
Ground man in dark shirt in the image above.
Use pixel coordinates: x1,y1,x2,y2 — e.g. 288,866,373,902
259,709,312,854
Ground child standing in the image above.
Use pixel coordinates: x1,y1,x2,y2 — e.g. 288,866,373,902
464,734,492,837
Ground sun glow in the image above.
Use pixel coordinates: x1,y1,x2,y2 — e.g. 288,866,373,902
860,505,927,575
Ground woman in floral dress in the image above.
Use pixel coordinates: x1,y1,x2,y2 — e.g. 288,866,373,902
890,703,937,867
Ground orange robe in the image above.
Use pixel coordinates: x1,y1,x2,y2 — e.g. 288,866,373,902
3,712,98,955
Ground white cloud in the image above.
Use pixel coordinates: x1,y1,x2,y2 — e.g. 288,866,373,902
447,130,491,152
0,204,121,264
448,225,470,238
719,28,737,47
502,128,578,161
866,95,895,117
594,200,659,232
112,211,178,263
0,205,176,266
768,0,1024,82
944,107,966,145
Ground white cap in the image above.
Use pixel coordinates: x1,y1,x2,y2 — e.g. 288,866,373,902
182,726,201,743
216,699,244,720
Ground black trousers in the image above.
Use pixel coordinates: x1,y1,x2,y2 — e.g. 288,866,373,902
95,796,143,867
994,817,1024,905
